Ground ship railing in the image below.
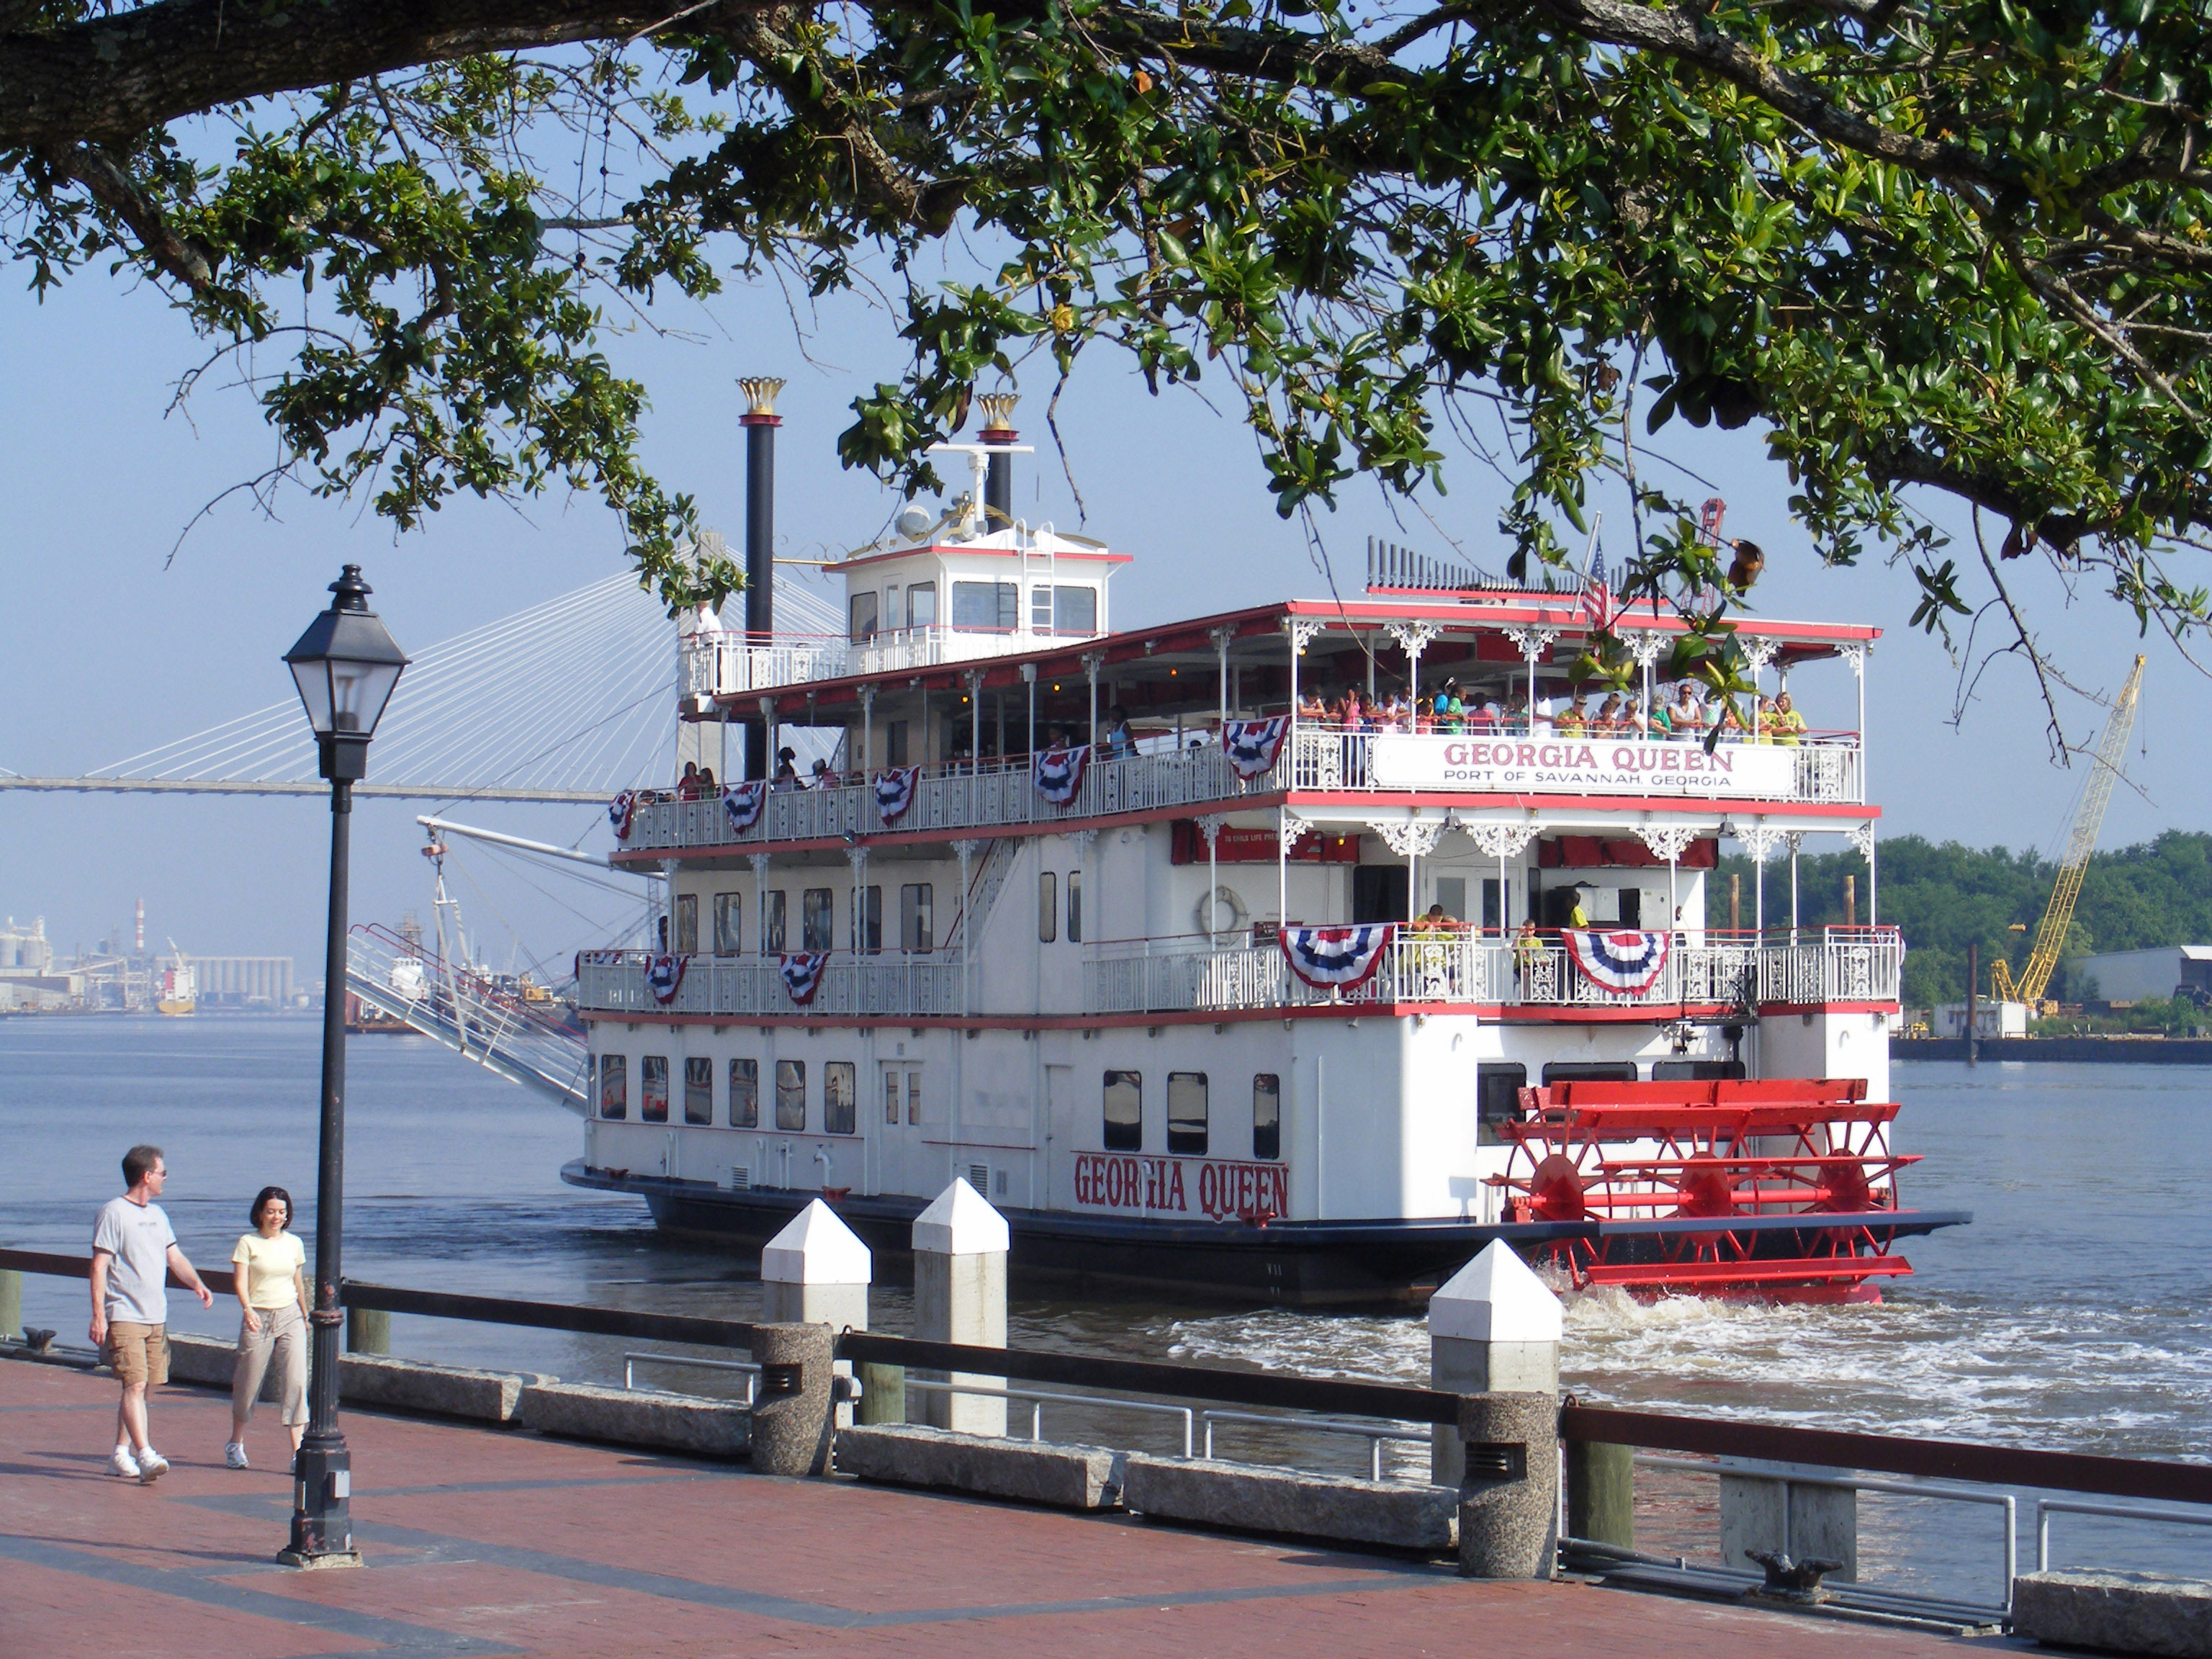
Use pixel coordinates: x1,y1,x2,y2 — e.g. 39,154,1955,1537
1288,727,1862,804
621,741,1280,852
577,950,965,1019
679,621,1112,698
1081,928,1900,1015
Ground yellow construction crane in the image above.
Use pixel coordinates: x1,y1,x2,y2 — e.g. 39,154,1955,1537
1992,655,2145,1006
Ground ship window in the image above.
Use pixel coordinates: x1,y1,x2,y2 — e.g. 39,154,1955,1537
683,1057,714,1125
885,1068,901,1125
1053,586,1097,634
598,1054,627,1120
1103,1071,1141,1151
762,890,787,954
775,1059,806,1130
1540,1061,1639,1086
1476,1063,1527,1147
849,590,880,642
1067,871,1082,943
1252,1074,1281,1161
1652,1059,1745,1081
909,1070,923,1125
824,1062,858,1135
729,1058,759,1128
713,892,742,956
854,886,882,955
803,888,835,951
673,893,698,955
953,580,1018,632
1038,871,1057,943
907,583,937,628
901,884,934,952
883,585,904,630
641,1055,670,1123
1167,1071,1208,1157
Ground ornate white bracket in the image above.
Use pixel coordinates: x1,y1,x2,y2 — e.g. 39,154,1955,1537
1195,814,1228,848
1375,818,1444,859
1635,824,1701,863
1740,637,1782,675
1735,822,1787,864
1503,626,1560,660
1067,828,1100,852
747,852,772,877
858,684,877,711
1385,620,1443,660
1082,652,1106,681
1845,823,1876,860
1460,821,1539,858
845,846,871,876
1784,830,1807,858
963,667,986,694
1840,644,1869,680
1626,630,1669,670
1285,619,1324,655
1209,625,1238,651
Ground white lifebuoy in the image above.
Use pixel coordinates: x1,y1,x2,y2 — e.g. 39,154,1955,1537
1194,885,1251,937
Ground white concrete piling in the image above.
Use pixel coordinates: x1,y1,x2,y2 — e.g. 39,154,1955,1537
760,1199,873,1331
912,1178,1009,1437
1428,1241,1563,1487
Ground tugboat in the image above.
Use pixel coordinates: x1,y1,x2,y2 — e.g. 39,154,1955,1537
564,383,1966,1305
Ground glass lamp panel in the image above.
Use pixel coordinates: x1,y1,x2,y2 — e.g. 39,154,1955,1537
288,659,334,734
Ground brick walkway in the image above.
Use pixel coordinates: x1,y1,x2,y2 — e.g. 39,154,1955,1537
2,1358,2020,1659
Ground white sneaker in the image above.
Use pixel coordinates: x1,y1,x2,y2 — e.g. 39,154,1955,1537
109,1446,141,1479
135,1448,168,1483
224,1442,249,1470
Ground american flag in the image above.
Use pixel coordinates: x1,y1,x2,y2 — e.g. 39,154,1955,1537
1582,539,1620,634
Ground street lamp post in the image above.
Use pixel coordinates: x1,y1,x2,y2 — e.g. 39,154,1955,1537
278,564,408,1569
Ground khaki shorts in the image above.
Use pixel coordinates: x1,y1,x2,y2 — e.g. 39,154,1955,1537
102,1321,168,1387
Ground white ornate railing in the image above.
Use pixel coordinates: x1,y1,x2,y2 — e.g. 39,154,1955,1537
1082,929,1900,1015
580,930,1899,1020
680,623,1107,698
579,953,965,1019
623,744,1274,851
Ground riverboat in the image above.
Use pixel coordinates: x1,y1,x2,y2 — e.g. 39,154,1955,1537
562,387,1966,1305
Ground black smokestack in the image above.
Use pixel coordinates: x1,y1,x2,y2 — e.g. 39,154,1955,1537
739,376,784,780
978,391,1018,531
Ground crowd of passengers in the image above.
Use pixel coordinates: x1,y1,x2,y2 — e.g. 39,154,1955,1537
1296,680,1810,742
649,681,1820,799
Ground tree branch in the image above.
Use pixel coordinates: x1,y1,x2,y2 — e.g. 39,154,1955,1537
42,138,213,290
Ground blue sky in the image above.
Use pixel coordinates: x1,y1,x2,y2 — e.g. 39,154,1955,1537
2,248,2202,971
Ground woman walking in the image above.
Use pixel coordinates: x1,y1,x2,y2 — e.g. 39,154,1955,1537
225,1185,308,1470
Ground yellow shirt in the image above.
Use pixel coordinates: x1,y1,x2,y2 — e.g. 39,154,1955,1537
233,1230,306,1310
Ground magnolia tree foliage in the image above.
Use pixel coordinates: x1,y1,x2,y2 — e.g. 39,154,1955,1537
5,0,2210,702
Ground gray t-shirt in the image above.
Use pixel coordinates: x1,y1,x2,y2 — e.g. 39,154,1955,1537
92,1196,175,1326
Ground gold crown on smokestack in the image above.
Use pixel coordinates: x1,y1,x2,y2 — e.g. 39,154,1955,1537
737,376,786,418
976,390,1020,435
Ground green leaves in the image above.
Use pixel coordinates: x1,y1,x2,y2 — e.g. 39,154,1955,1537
6,0,2212,631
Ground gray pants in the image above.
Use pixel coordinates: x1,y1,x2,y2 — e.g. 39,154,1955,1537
232,1303,308,1426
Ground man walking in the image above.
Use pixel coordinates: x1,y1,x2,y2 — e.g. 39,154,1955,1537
90,1145,212,1482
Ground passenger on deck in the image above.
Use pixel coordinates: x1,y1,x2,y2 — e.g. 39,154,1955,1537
1770,691,1806,746
810,758,833,787
771,747,801,791
1555,698,1586,738
696,766,717,794
676,760,703,801
1666,683,1704,737
1104,706,1136,760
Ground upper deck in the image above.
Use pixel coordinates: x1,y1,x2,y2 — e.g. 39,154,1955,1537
631,565,1877,863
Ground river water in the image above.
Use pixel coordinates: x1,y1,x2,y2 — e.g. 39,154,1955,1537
4,1016,2206,1597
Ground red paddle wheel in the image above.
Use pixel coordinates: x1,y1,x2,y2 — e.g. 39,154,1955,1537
1493,1078,1920,1300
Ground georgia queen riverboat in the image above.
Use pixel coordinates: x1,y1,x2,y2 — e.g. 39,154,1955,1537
563,386,1966,1305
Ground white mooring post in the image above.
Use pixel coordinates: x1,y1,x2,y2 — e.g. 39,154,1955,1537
912,1177,1009,1436
762,1200,871,1426
1428,1240,1563,1487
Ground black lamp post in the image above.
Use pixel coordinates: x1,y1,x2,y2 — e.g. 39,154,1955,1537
278,564,408,1568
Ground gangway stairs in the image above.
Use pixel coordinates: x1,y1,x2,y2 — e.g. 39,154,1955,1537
346,924,588,1113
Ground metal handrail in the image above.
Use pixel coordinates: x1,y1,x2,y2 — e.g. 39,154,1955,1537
1200,1408,1430,1483
622,1351,760,1403
2036,1497,2212,1573
1638,1453,2018,1618
900,1377,1195,1457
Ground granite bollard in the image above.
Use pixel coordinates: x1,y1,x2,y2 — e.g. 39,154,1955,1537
1457,1391,1559,1579
912,1179,1008,1436
749,1323,836,1476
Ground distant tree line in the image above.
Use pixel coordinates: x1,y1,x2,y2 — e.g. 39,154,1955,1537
1714,831,2212,1008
